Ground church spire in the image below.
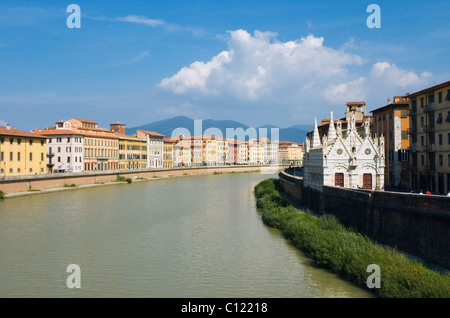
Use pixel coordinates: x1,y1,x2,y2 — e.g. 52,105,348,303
327,112,337,140
311,118,321,148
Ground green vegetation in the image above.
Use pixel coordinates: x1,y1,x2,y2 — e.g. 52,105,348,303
183,173,189,176
28,189,41,192
0,190,4,200
213,171,223,175
64,184,77,188
254,179,450,298
115,175,132,184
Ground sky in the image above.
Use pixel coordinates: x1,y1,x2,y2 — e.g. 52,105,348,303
0,0,449,131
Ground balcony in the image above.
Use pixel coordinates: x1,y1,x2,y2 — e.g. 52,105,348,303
423,125,435,133
425,144,435,152
407,127,417,134
47,153,55,158
425,102,435,112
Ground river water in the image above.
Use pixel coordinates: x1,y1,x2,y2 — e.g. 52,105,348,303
0,172,373,297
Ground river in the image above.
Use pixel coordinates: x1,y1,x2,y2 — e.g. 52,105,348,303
0,172,373,297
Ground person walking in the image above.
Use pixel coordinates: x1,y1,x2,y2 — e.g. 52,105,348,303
425,190,431,195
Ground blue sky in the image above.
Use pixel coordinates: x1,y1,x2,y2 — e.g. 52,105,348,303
1,0,449,131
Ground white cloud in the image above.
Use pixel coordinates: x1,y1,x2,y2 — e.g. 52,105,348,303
0,120,7,126
109,51,150,66
116,15,164,27
156,29,433,125
324,62,432,104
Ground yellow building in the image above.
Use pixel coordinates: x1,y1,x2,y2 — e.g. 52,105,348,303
163,138,176,168
371,96,410,189
0,124,47,176
109,122,147,170
279,141,303,166
407,81,450,194
117,136,147,170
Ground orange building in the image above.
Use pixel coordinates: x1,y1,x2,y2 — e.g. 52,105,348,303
371,96,410,189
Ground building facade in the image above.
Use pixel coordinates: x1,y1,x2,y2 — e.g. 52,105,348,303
407,81,450,194
137,130,164,168
303,113,385,191
110,123,147,170
248,139,264,165
33,128,84,173
163,138,176,168
371,96,410,189
0,125,47,177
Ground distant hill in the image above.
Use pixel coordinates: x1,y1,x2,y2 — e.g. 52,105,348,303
126,116,309,144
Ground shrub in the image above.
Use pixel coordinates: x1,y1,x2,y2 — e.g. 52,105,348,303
0,190,4,200
116,176,132,184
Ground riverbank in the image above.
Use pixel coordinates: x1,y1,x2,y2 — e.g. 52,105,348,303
254,179,450,298
0,165,271,199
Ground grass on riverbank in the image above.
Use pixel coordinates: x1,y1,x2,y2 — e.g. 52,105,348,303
0,190,4,200
115,175,132,184
254,179,450,298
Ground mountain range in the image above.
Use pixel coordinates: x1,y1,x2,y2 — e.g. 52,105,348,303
126,116,311,144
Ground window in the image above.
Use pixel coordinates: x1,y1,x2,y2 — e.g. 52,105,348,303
58,157,61,163
401,110,408,118
58,147,61,153
428,93,435,104
421,136,424,146
420,97,424,107
439,155,443,166
438,92,442,103
9,138,13,144
17,168,20,173
421,155,424,166
437,113,443,124
0,152,3,161
41,168,44,172
0,169,3,174
448,133,450,145
10,152,13,161
401,131,408,140
67,138,70,143
420,117,424,127
446,111,450,123
399,149,409,162
67,157,70,163
9,168,12,173
41,140,44,146
29,152,33,161
17,138,21,145
41,153,44,161
0,137,3,144
439,134,443,145
29,168,32,173
446,89,450,101
48,139,52,143
29,139,33,145
17,152,21,161
75,157,77,162
448,155,450,167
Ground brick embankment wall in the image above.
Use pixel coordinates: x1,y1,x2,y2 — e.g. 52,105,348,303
278,170,450,269
0,166,263,194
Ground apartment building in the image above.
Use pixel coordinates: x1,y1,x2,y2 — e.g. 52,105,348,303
407,81,450,194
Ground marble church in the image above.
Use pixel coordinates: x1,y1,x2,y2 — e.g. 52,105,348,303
303,109,385,191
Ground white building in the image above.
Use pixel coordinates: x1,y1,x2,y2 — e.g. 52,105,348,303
260,138,279,164
34,128,84,173
248,139,264,164
173,139,192,167
237,142,248,164
303,113,385,191
137,130,164,168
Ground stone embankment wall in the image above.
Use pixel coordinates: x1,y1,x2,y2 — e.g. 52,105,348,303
279,170,450,269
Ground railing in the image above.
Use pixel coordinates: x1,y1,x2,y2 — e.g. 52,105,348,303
425,102,435,112
425,144,435,152
407,127,417,134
